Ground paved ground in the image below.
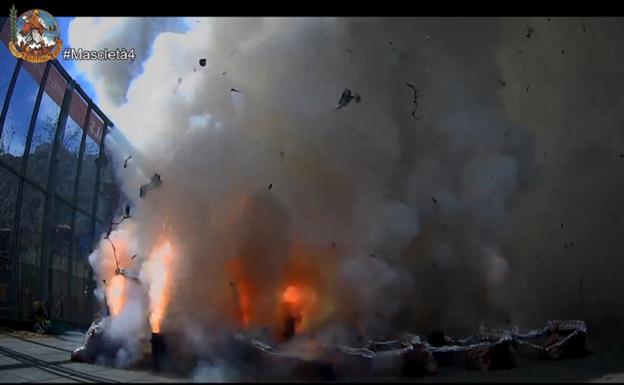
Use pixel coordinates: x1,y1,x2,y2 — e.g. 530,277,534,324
0,329,188,383
0,327,622,382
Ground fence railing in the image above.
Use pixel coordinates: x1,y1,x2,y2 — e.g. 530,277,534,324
0,16,117,328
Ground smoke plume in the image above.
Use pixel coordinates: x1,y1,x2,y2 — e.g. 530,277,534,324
78,17,544,369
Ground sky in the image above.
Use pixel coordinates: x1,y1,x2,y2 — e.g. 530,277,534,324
56,16,98,102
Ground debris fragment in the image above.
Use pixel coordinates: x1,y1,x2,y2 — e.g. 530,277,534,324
335,88,361,110
582,24,586,33
425,33,430,40
518,50,523,54
222,71,227,75
131,254,137,260
406,82,419,118
561,223,564,229
280,150,284,159
498,79,506,88
231,88,242,93
526,25,534,39
389,41,393,45
123,156,132,168
230,48,237,55
432,196,438,204
561,49,565,55
199,58,207,67
346,49,352,53
268,183,273,191
525,83,530,93
140,173,163,199
620,154,623,158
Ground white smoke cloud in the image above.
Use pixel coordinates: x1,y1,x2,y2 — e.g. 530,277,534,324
67,17,189,109
76,17,534,370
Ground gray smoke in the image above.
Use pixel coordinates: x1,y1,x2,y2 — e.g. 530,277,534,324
79,17,604,371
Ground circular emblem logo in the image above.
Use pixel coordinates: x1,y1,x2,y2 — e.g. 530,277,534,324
8,8,63,63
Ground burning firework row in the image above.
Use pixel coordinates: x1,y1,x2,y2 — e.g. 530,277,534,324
232,319,592,379
71,318,591,379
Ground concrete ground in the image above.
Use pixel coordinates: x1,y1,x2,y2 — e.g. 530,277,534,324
0,327,622,382
0,329,188,383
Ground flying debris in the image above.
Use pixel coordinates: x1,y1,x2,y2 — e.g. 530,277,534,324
231,88,242,93
345,49,352,53
432,196,438,204
124,205,131,218
526,25,534,39
123,156,132,168
199,58,207,67
406,82,419,118
280,150,284,159
140,173,163,199
268,183,273,191
222,71,227,75
335,88,361,110
131,254,137,260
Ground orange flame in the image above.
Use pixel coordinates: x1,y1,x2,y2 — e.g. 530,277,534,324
145,240,175,333
228,258,252,329
280,284,318,335
106,274,127,316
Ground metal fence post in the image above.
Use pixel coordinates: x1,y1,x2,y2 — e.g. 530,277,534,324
9,61,52,319
39,80,75,304
87,121,109,320
66,103,91,324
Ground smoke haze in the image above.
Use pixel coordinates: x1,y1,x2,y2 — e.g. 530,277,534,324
71,17,624,369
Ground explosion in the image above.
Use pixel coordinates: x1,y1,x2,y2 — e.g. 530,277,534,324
280,285,319,337
80,17,543,377
144,240,175,333
106,274,127,316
